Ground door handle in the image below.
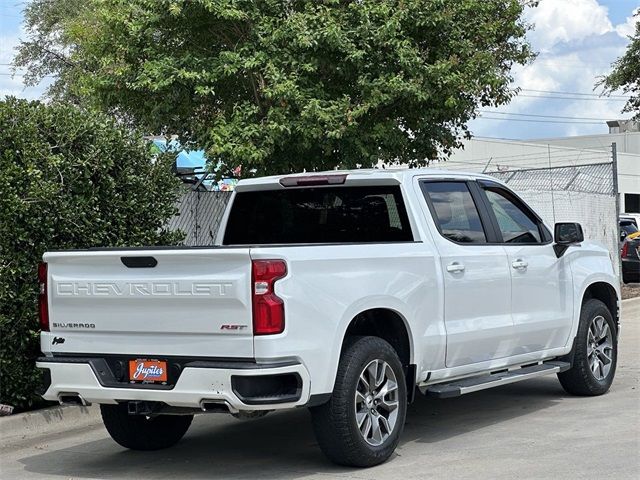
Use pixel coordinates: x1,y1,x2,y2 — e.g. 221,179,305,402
446,262,465,273
512,259,528,270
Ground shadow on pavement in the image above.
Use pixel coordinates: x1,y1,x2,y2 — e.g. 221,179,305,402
18,377,565,479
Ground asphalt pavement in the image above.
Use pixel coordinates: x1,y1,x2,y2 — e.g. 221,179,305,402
1,298,638,480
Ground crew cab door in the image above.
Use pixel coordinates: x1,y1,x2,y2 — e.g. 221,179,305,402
476,181,574,353
419,180,514,368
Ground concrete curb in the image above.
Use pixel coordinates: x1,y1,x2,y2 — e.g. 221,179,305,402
622,295,640,305
0,404,101,448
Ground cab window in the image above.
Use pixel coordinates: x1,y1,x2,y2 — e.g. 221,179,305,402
483,187,542,244
421,181,487,244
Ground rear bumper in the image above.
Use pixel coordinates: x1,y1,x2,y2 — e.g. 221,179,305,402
621,258,640,283
36,357,311,412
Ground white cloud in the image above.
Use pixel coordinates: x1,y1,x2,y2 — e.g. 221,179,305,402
526,0,613,52
615,8,639,38
469,1,634,139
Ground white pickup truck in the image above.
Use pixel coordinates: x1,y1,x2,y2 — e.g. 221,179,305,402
37,169,620,467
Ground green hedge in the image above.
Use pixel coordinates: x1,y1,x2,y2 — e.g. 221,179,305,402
0,98,183,410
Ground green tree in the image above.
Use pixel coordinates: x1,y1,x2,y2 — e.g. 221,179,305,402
0,98,182,410
15,0,534,175
600,15,640,119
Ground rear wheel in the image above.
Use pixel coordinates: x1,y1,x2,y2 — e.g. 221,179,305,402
558,299,617,396
310,336,407,467
101,404,193,451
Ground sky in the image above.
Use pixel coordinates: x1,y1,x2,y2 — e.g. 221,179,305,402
0,0,638,141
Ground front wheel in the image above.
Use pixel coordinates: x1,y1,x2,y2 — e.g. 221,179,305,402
558,298,617,396
310,336,407,467
101,404,193,451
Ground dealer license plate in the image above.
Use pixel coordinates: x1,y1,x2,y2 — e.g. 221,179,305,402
129,359,168,384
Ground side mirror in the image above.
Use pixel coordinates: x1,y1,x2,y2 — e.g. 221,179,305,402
620,230,628,242
554,222,584,257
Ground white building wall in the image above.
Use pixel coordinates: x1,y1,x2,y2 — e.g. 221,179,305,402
444,138,610,171
527,132,640,155
617,152,640,211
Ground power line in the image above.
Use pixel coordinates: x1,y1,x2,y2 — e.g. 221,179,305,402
478,116,604,125
516,94,628,102
451,150,612,164
442,158,611,172
478,110,609,121
439,151,611,166
519,88,629,99
473,134,616,145
526,60,613,67
447,152,609,164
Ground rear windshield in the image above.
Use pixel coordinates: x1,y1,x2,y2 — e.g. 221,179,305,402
223,185,413,245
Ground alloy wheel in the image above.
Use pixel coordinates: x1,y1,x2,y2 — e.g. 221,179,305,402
587,315,614,380
354,359,400,446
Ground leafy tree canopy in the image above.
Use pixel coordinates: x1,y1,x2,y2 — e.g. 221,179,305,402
600,15,640,120
16,0,535,175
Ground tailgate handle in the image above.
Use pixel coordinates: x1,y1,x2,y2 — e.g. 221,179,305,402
121,256,158,268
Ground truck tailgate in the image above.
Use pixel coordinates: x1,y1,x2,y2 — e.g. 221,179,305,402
43,248,253,358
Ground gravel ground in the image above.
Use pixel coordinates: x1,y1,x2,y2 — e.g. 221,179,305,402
621,282,640,300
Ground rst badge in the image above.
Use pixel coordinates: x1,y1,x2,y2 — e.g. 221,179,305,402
220,324,248,331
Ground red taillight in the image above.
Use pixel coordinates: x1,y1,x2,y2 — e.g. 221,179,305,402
38,262,49,332
252,260,287,335
621,242,629,259
279,174,347,187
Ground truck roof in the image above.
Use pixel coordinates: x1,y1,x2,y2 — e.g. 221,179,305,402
234,168,502,191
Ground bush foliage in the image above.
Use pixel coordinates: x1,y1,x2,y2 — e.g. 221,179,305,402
0,98,182,409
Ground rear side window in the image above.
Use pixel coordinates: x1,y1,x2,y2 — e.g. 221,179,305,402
421,181,487,244
223,186,413,245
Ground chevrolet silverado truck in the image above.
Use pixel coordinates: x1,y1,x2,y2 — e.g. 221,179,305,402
37,169,620,467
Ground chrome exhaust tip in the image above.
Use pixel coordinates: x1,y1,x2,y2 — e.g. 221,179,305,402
58,393,90,406
199,399,237,414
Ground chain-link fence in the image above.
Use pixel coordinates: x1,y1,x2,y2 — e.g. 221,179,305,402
167,190,232,246
486,162,619,276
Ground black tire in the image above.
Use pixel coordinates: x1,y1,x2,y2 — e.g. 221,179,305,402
558,298,617,396
310,336,407,467
100,404,193,451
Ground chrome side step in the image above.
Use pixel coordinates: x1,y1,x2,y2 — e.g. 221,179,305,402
424,361,571,399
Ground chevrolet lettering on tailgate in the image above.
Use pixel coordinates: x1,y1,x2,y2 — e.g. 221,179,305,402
54,281,234,297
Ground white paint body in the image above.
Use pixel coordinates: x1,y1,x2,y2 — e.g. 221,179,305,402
38,169,620,410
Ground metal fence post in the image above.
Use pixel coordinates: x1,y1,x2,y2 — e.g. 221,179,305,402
612,142,620,216
611,142,622,279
